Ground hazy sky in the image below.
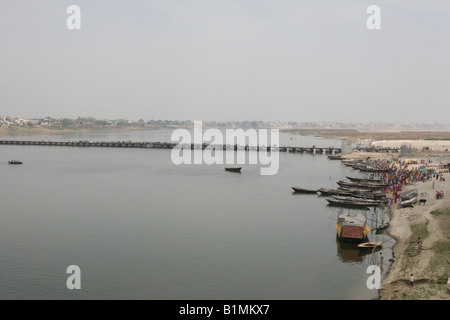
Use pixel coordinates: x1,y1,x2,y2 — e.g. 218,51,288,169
1,0,450,123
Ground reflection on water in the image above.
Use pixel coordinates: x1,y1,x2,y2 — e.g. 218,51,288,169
336,238,382,263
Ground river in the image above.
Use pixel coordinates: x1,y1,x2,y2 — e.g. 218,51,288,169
0,130,393,299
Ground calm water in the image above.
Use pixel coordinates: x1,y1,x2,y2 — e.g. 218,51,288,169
0,131,392,299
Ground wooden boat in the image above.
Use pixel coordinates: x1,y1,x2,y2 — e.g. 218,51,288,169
337,187,385,198
326,198,372,208
342,159,362,163
317,188,353,197
328,155,343,160
224,167,241,172
292,187,318,194
8,161,23,165
346,176,384,183
399,196,417,208
332,195,382,206
336,212,370,241
399,189,418,201
357,241,383,249
336,180,386,189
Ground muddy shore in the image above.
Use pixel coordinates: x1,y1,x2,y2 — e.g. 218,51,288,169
340,150,450,300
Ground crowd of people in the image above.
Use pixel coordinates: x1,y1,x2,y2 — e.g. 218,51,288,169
365,158,447,205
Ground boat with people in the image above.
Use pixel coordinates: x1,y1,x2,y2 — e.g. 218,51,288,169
8,160,23,165
336,212,370,241
291,187,318,194
224,167,241,173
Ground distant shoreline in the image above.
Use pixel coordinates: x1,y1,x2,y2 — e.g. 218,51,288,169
0,126,182,136
4,126,450,140
282,128,450,141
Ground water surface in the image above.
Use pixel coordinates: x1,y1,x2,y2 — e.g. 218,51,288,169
0,131,392,299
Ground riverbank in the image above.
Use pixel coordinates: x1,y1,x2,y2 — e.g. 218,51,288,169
379,174,450,300
283,128,450,141
341,151,450,300
0,126,180,136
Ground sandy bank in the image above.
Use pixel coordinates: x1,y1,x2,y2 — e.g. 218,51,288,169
379,173,450,300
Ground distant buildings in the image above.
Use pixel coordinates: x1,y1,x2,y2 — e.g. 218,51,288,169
1,115,450,131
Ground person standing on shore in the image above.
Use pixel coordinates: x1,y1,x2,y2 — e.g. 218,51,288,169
410,274,414,287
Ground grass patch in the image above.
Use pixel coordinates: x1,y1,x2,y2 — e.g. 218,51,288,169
410,220,430,240
432,240,450,255
401,221,430,274
430,208,450,216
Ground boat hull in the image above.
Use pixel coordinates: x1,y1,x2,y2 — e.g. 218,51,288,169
292,187,318,194
224,167,242,172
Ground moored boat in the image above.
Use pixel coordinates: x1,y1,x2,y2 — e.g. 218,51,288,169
336,180,386,189
399,189,418,201
346,176,384,183
332,195,382,206
292,187,318,194
224,167,241,172
317,188,353,197
399,196,418,208
336,212,370,241
326,198,372,208
337,187,385,198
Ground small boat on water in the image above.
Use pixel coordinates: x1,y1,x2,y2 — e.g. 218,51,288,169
328,155,343,160
317,188,354,197
336,180,386,190
337,187,385,198
346,176,384,183
292,187,318,194
224,167,241,173
341,159,362,164
8,161,23,165
357,241,383,249
336,212,370,241
332,195,382,206
326,198,372,208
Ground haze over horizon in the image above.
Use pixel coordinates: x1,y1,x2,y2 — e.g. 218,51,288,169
1,1,449,123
